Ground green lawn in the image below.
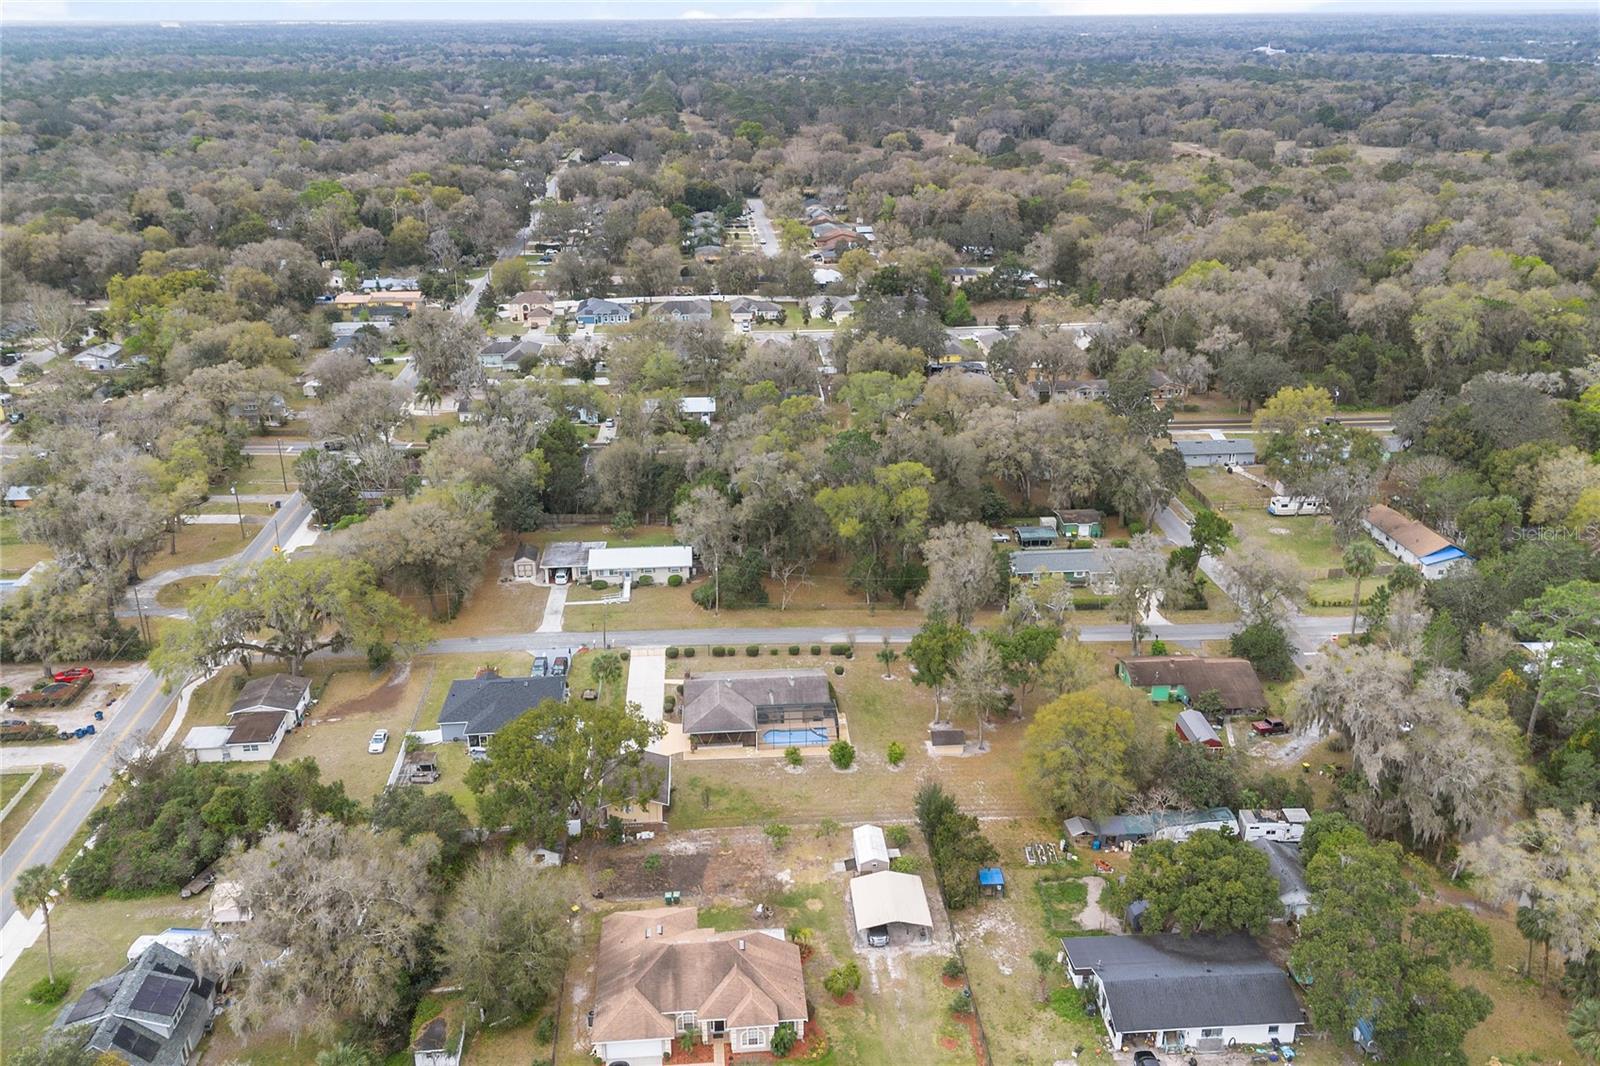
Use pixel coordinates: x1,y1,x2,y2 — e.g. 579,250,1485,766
0,770,36,807
1188,468,1348,582
1034,877,1089,937
0,766,60,852
221,453,299,495
0,512,53,576
0,894,208,1050
140,523,253,579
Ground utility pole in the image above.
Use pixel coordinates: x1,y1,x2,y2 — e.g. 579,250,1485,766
275,439,288,491
232,484,245,540
131,587,151,646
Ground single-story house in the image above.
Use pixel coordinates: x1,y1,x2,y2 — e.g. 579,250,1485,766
1038,378,1110,402
1060,933,1302,1052
1116,656,1267,715
181,709,293,764
1173,438,1257,467
361,275,419,291
53,942,219,1066
228,673,312,724
331,320,391,337
852,823,890,876
585,545,694,584
654,298,712,323
944,266,982,287
478,339,518,370
437,671,569,748
849,871,933,946
507,289,555,326
1251,839,1312,919
1362,504,1471,580
575,298,631,326
591,907,807,1064
680,395,717,424
1054,509,1104,537
72,341,123,372
1175,708,1224,748
680,669,837,750
535,540,595,584
1009,548,1131,592
728,297,785,325
3,485,35,508
511,542,539,581
597,152,633,167
1012,525,1058,548
1237,808,1310,843
1085,807,1238,848
598,749,672,825
804,294,853,320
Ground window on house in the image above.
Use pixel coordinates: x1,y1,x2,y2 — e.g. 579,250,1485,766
1201,1028,1223,1039
1268,1026,1280,1036
741,1030,764,1048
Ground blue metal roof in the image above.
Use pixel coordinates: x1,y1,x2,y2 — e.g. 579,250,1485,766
978,866,1005,885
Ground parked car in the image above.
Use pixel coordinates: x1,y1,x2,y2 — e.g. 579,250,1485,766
552,656,569,676
0,354,20,367
866,926,890,947
1251,717,1289,736
1133,1053,1162,1066
367,729,389,754
990,531,1010,543
532,657,549,676
554,571,569,585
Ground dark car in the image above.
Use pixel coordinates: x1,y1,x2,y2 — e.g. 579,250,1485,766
0,354,20,367
552,656,569,677
1133,1052,1162,1066
531,657,548,677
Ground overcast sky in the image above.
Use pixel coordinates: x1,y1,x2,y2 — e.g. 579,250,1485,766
4,0,1592,21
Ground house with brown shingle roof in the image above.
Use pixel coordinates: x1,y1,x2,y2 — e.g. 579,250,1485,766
1116,656,1267,715
591,907,807,1063
1361,503,1471,580
679,670,838,751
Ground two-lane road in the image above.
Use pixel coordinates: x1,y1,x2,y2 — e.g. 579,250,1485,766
2,492,311,922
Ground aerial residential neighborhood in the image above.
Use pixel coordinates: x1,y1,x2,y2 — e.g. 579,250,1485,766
0,8,1597,1066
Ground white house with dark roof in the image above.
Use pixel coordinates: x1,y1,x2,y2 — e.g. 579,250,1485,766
1173,438,1257,467
653,298,713,323
585,545,694,584
1060,933,1302,1052
53,942,219,1066
72,341,123,372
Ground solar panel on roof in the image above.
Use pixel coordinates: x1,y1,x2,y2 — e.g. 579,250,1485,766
129,973,188,1018
111,1024,163,1062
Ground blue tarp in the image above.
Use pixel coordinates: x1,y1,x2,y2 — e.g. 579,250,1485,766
978,866,1005,886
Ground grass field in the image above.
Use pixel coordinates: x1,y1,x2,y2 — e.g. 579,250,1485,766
413,651,535,730
140,522,251,579
0,512,52,576
154,575,217,608
1188,468,1349,591
0,765,60,852
428,538,550,638
222,453,299,495
273,664,432,803
0,770,35,807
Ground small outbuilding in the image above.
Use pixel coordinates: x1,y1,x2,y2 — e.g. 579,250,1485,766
852,823,891,876
1012,525,1058,548
928,725,966,754
978,866,1006,897
511,542,539,581
1175,708,1224,748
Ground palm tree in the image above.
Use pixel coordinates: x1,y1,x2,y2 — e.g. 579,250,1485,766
1569,998,1600,1063
13,864,58,983
877,637,898,679
316,1044,376,1066
1517,903,1554,982
591,652,623,700
414,379,441,414
1343,540,1377,636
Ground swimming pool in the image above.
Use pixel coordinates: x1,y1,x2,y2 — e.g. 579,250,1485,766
762,728,831,747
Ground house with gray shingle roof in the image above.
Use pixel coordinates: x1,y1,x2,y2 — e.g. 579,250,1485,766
438,670,569,748
53,942,219,1066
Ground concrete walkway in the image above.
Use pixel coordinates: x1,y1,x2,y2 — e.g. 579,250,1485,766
537,585,569,633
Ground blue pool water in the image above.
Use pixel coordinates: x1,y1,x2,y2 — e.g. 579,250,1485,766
762,728,831,746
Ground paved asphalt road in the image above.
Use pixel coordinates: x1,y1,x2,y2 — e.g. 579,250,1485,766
0,494,308,922
745,197,781,259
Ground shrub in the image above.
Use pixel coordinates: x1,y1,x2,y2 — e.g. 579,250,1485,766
771,1022,798,1057
810,644,822,655
682,647,696,657
635,574,654,586
643,854,662,871
829,643,851,656
746,644,761,657
887,825,912,849
679,1030,700,1053
789,645,801,655
1230,619,1297,681
591,579,609,590
833,665,845,676
666,646,680,659
769,647,780,656
829,740,856,770
824,961,862,998
785,746,803,767
26,975,70,1005
663,694,676,713
619,649,630,660
816,818,841,837
667,574,683,587
712,646,726,657
942,956,965,979
886,741,906,767
889,855,922,873
1149,638,1168,655
606,815,624,844
949,991,974,1015
535,1013,556,1044
366,642,394,671
1112,538,1131,548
